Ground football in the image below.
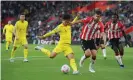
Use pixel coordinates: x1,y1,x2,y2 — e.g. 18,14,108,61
61,64,70,74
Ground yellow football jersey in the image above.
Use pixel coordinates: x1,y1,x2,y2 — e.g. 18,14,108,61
43,23,71,44
15,20,28,38
55,23,71,44
43,16,78,44
3,24,14,37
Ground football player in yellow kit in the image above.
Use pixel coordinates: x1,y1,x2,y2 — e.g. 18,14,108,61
35,14,79,74
10,14,29,62
3,21,14,51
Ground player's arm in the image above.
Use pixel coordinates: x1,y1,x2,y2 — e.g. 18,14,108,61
71,20,82,25
120,22,129,46
71,16,79,23
71,17,91,25
26,22,29,36
14,22,19,40
71,13,80,23
104,22,108,32
3,25,6,34
38,26,60,39
100,22,106,44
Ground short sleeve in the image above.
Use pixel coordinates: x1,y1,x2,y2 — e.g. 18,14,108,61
15,21,18,29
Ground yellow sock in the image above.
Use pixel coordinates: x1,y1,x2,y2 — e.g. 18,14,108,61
70,59,78,71
6,41,9,50
24,49,28,59
11,48,16,58
40,48,51,57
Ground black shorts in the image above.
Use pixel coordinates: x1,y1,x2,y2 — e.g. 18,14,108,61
110,38,121,49
95,38,104,46
81,39,97,51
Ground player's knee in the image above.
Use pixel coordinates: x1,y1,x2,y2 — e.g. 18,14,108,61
85,53,91,58
120,50,124,56
66,53,74,59
101,44,105,49
85,50,91,57
49,56,55,59
50,52,57,59
92,52,96,57
50,54,56,59
96,46,100,50
115,53,119,56
101,47,105,49
24,45,28,49
92,56,96,60
113,47,118,53
13,46,17,50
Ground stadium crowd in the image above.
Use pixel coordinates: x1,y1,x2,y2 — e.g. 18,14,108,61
1,1,133,43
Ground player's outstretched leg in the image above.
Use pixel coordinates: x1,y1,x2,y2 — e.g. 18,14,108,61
10,46,17,62
67,53,79,74
79,49,91,67
89,50,97,73
23,44,28,62
35,46,51,57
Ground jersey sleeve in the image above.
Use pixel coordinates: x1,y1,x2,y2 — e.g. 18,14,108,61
81,17,92,23
43,25,61,38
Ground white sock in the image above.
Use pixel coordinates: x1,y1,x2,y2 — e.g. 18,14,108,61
80,55,86,61
115,55,123,65
89,58,95,70
102,48,106,57
90,58,95,64
106,41,109,46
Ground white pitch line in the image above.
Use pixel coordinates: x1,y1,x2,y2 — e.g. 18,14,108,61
1,56,48,60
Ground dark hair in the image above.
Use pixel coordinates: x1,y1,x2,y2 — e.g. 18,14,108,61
112,13,119,18
62,14,71,20
20,13,25,16
95,10,102,15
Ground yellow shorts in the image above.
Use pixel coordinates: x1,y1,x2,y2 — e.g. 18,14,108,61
53,44,73,56
6,36,12,42
13,38,28,47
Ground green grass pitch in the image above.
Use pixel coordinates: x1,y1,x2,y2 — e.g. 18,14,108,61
1,43,133,80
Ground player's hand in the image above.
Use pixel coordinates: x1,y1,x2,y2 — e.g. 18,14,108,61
37,36,44,39
77,12,81,17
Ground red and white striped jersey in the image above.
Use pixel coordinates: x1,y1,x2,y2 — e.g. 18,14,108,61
94,30,101,39
105,20,125,40
80,17,104,40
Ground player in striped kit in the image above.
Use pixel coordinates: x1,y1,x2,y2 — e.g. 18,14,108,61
72,10,105,73
94,29,107,59
105,13,127,68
